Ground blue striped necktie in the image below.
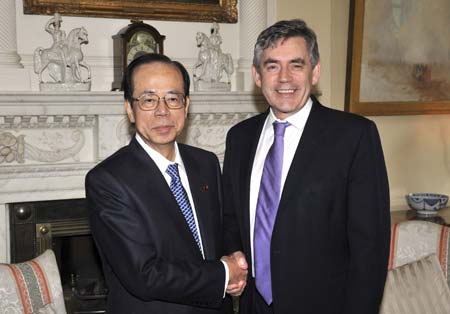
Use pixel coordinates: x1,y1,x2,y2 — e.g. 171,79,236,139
166,163,203,255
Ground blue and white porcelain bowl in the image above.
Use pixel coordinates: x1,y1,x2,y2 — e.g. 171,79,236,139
405,193,449,216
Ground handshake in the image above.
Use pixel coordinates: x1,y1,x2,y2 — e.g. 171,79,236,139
221,251,248,296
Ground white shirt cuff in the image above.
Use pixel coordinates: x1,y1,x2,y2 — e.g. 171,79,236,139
221,260,229,298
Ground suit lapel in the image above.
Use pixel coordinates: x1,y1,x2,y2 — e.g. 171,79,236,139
129,138,172,202
129,139,204,258
241,113,268,255
278,100,327,212
179,146,217,260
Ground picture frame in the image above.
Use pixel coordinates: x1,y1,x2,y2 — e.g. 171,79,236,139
23,0,237,23
345,0,450,115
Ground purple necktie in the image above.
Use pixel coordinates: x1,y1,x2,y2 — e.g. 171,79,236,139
254,121,290,305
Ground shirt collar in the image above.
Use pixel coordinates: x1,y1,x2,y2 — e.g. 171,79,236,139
266,97,313,131
135,133,185,174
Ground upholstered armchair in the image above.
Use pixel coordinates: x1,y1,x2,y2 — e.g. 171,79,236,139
380,220,450,314
0,249,67,314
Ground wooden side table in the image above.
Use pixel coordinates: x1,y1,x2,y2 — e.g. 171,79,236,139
391,207,450,226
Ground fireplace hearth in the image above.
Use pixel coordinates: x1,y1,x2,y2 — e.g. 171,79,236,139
10,198,106,314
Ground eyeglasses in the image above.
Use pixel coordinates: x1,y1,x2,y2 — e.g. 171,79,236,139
132,92,186,111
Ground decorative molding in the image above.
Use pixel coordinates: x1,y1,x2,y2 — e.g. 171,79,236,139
0,162,94,180
0,52,22,69
0,115,96,129
188,112,255,126
0,91,266,114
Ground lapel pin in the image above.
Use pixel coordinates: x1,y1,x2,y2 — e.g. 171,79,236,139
201,184,209,192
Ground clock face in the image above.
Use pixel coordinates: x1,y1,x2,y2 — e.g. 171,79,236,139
126,31,157,64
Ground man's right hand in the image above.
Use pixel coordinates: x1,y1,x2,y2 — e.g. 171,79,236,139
221,251,248,296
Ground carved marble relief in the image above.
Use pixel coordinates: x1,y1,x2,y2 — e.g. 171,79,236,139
182,112,256,160
0,130,85,164
0,112,255,165
0,132,24,163
27,129,85,162
0,115,95,164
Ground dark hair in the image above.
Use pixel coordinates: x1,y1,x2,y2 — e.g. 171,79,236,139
253,19,320,72
122,53,190,105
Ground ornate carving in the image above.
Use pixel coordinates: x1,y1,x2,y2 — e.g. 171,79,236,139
33,13,91,91
183,112,256,160
0,115,96,129
0,130,85,164
193,23,234,92
0,132,25,163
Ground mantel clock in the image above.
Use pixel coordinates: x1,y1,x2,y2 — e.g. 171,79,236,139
112,21,165,90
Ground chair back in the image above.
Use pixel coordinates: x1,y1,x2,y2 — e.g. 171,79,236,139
0,249,67,314
389,220,449,285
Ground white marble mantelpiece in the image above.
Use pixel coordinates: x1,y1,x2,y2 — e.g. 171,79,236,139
0,91,266,262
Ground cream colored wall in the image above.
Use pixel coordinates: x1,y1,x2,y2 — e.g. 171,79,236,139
277,0,332,106
277,0,450,210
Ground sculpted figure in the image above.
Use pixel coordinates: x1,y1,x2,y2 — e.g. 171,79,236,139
34,13,91,91
210,23,222,51
45,13,67,71
193,23,234,91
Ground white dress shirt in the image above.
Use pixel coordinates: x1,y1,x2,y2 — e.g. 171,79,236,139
249,98,313,276
135,134,229,295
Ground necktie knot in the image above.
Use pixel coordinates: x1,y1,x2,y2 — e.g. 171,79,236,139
166,164,180,182
273,121,290,137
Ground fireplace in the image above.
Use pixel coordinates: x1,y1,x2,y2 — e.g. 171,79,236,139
10,198,106,314
0,90,264,304
0,92,264,314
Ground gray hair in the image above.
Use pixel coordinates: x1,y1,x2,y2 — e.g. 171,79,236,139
253,19,320,72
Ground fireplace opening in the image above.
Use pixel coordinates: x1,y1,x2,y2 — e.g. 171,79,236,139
10,199,107,314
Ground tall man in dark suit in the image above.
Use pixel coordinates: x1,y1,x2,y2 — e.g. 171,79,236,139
86,53,246,314
223,19,390,314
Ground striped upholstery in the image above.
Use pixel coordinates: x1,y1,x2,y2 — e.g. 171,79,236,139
0,250,66,314
380,254,450,314
389,221,449,287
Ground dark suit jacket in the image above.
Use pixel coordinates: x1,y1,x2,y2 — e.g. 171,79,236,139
86,138,232,314
223,97,390,314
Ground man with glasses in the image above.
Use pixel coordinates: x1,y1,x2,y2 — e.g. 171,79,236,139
86,53,246,314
